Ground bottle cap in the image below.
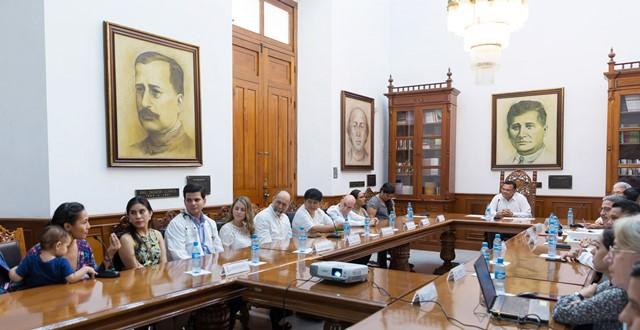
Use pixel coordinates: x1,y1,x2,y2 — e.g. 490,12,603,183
193,241,199,246
482,241,488,246
495,234,501,238
497,257,504,263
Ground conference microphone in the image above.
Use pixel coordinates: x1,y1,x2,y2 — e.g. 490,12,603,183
92,236,120,278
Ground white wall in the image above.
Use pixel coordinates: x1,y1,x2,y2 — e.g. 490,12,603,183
0,0,51,217
298,0,391,196
389,0,640,197
42,0,233,214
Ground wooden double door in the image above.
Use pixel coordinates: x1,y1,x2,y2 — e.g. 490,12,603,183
232,34,296,206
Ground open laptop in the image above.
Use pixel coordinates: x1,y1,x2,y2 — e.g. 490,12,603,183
473,256,550,323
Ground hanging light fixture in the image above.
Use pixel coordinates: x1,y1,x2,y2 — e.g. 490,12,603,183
447,0,528,84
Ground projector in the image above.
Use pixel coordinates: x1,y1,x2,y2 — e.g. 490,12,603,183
310,261,368,283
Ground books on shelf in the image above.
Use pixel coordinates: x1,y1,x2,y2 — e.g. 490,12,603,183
424,110,442,124
424,158,439,166
624,95,640,112
619,159,640,165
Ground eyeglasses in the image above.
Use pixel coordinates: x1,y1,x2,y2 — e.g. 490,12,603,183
609,245,639,257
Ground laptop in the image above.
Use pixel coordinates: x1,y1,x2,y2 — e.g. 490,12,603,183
473,256,550,323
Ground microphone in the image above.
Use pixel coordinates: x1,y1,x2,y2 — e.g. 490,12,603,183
92,236,120,278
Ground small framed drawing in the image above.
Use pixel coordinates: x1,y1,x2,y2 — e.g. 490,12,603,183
492,88,564,169
104,21,202,167
341,91,374,170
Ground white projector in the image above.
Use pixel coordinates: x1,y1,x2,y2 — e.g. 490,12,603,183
309,261,368,283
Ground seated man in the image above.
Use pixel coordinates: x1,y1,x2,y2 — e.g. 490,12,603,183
326,195,368,226
589,195,627,229
292,188,342,236
254,191,293,244
563,199,640,268
488,180,531,219
366,183,395,220
612,181,632,196
165,183,223,260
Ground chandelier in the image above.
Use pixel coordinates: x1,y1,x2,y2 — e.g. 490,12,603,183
447,0,528,84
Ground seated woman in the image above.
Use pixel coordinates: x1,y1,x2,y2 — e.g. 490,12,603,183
118,197,167,269
219,196,255,249
28,202,120,271
553,229,628,329
619,262,640,329
348,189,378,226
607,215,640,291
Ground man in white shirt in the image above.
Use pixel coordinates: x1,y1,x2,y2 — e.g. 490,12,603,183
254,191,293,244
165,184,224,261
326,195,363,226
292,188,342,236
488,180,532,219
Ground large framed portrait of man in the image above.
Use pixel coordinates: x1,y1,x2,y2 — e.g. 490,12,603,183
492,88,564,170
104,22,202,167
341,91,374,170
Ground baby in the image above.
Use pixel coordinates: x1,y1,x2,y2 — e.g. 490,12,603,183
9,225,96,288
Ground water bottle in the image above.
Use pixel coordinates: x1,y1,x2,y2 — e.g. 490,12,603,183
364,215,370,237
298,226,307,252
484,207,492,221
407,202,414,222
567,208,574,227
389,210,396,229
545,212,555,227
493,234,502,262
494,257,506,295
250,234,260,264
548,217,558,257
480,242,490,265
191,241,201,274
343,218,351,238
553,214,562,235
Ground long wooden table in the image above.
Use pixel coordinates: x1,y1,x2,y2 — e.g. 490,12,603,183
349,227,592,329
0,214,591,329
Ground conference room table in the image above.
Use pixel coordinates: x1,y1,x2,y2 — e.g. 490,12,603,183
349,227,593,330
0,213,592,329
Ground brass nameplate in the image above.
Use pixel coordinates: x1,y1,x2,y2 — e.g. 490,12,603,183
135,188,179,199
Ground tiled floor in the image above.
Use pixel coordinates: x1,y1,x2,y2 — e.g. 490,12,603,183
235,248,478,329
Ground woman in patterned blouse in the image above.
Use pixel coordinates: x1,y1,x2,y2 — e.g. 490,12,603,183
118,197,167,269
553,229,628,330
219,196,255,250
28,202,121,271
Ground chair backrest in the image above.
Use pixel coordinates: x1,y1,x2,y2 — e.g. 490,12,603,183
499,170,537,216
0,226,26,264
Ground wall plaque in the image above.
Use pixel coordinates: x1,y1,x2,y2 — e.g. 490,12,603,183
349,181,365,188
548,175,572,189
187,175,211,195
135,188,179,199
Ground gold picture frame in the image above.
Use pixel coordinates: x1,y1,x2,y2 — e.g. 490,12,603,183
104,22,202,167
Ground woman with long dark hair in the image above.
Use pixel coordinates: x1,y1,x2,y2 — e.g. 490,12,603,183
118,197,167,269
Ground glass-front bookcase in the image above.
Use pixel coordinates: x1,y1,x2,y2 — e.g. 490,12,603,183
605,50,640,190
386,71,459,212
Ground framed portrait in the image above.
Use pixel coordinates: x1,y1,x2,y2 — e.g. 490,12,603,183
104,22,202,167
341,91,374,170
492,88,564,170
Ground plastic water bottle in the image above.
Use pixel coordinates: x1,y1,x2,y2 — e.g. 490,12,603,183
493,234,502,262
364,216,370,237
545,212,555,227
389,210,396,229
494,257,506,296
484,207,492,221
298,227,307,252
407,202,414,222
567,208,574,227
191,241,201,274
548,217,558,257
343,219,351,238
481,242,490,265
250,234,260,264
552,214,562,235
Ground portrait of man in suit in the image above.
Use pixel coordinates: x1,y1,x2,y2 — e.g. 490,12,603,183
492,88,563,169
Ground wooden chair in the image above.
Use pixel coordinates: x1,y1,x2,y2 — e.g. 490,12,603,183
0,225,26,267
499,170,537,216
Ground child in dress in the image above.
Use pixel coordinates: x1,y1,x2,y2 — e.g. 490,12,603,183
9,226,96,288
